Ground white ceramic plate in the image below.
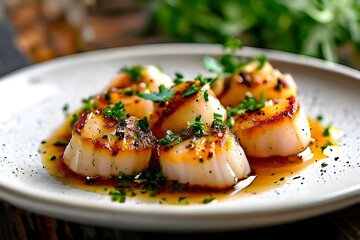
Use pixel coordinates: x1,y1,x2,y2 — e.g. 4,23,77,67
0,44,359,232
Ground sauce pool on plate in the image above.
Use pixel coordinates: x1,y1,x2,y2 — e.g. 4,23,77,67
40,116,337,205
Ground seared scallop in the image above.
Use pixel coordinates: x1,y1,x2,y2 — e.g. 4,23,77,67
216,60,297,107
94,65,174,119
150,81,226,138
231,96,311,157
158,124,251,189
104,65,173,92
63,106,156,177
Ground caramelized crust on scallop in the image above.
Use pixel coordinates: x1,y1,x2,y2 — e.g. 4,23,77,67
158,126,251,189
150,81,226,138
216,60,297,107
231,96,311,157
63,112,156,177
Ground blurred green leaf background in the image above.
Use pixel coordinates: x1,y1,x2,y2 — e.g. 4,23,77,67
147,0,360,65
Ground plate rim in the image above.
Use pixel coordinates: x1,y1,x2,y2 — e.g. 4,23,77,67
0,43,359,231
1,43,360,81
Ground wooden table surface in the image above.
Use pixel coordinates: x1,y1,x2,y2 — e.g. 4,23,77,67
0,200,359,240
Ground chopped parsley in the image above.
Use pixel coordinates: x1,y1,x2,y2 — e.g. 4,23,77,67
317,115,324,122
178,196,189,205
256,54,268,70
102,102,126,120
321,141,334,151
137,85,174,102
202,196,215,204
274,79,282,91
115,131,125,139
120,65,143,82
62,103,69,116
134,167,167,196
223,37,243,51
204,90,209,102
188,115,207,137
81,97,96,112
183,84,201,97
219,38,245,75
196,74,215,86
211,113,226,130
103,93,111,102
213,112,223,122
137,117,150,132
157,130,182,147
321,162,328,168
174,72,184,85
202,56,223,75
53,141,69,147
183,75,215,98
111,167,168,202
109,189,127,203
226,92,265,117
70,114,79,128
323,124,332,137
123,88,134,96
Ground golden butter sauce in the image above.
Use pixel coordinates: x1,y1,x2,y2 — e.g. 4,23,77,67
40,117,337,205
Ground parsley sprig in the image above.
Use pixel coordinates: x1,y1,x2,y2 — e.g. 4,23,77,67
81,96,96,112
188,115,207,137
137,85,174,102
202,38,269,77
182,75,215,98
157,130,182,147
137,117,150,132
120,65,143,82
227,92,265,117
256,54,268,70
173,72,185,85
211,113,226,130
202,38,245,77
103,102,126,120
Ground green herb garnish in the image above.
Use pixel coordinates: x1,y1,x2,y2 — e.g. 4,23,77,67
182,75,215,98
218,38,244,75
120,65,143,82
317,115,323,122
70,114,79,128
274,79,282,91
53,141,69,147
81,97,96,112
137,117,150,132
204,90,209,102
174,72,184,85
115,131,125,139
188,115,207,137
103,93,111,102
103,102,126,120
182,84,201,97
321,141,334,151
211,113,226,130
256,54,268,70
224,38,243,51
226,92,265,117
62,103,69,116
137,85,174,102
202,197,215,204
323,124,332,137
202,56,223,75
157,130,182,147
124,88,134,96
109,189,127,203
